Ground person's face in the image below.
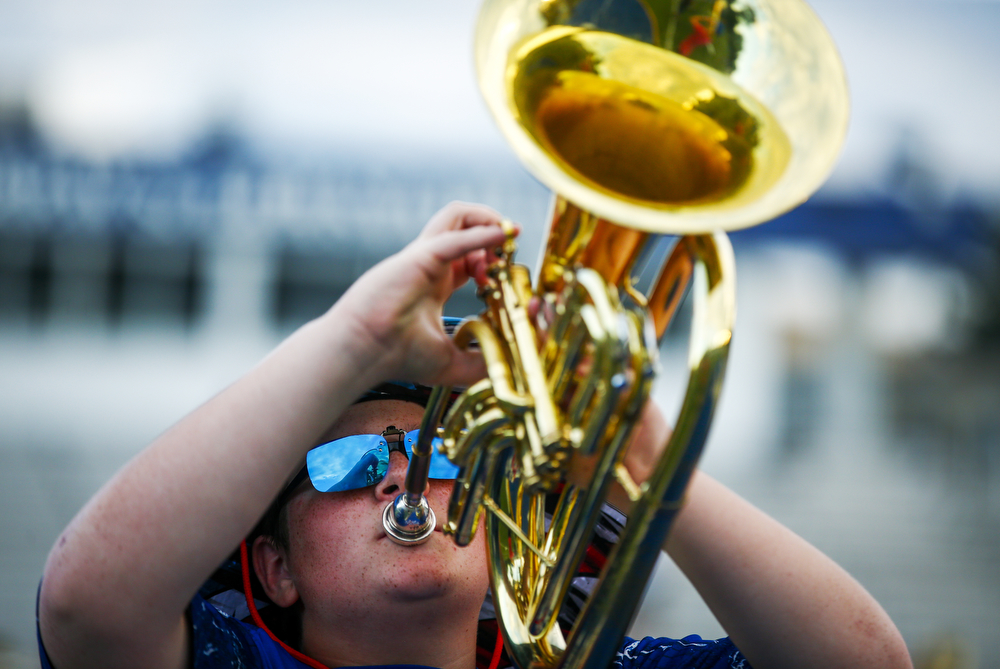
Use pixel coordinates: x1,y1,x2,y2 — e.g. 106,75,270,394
280,399,490,623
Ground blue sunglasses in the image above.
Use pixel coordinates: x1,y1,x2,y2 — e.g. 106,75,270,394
303,427,460,494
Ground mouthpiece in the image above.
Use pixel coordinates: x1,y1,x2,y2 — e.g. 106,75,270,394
382,385,451,545
382,493,436,545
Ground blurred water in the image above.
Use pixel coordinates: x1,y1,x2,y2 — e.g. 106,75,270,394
2,243,998,669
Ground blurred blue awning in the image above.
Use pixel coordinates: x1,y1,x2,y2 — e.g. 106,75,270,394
730,198,997,272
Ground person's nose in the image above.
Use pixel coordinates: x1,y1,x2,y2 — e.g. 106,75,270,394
374,450,423,500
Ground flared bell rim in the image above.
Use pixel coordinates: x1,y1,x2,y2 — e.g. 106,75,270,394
474,0,850,235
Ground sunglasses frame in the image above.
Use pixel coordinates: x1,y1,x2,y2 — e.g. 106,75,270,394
282,425,458,499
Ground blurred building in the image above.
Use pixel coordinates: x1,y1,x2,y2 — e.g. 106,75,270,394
0,111,553,332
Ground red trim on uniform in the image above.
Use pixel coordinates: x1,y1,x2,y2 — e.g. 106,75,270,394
488,626,505,669
585,544,607,572
240,540,329,669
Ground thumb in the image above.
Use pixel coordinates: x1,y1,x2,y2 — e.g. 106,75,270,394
432,348,489,388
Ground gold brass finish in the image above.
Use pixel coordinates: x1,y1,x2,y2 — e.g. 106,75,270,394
510,28,789,209
412,1,847,668
539,198,650,295
431,229,734,669
476,0,848,234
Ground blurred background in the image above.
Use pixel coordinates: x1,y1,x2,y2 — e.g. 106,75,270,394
1,0,998,667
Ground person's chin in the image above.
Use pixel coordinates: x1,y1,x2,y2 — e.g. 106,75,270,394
387,571,454,602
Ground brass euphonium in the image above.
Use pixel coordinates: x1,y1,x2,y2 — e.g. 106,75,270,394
383,1,848,668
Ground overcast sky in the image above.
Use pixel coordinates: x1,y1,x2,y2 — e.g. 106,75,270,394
1,0,998,202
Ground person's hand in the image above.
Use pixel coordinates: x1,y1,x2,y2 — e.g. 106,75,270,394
564,399,673,513
329,201,512,388
621,401,672,491
596,400,672,512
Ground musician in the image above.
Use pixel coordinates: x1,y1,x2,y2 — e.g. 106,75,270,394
37,202,913,669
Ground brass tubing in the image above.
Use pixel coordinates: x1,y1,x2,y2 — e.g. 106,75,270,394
565,270,629,455
441,379,495,458
545,284,588,401
444,447,485,544
482,496,555,567
404,384,451,501
538,198,599,293
538,198,650,297
498,268,561,444
578,218,649,289
467,0,848,662
488,453,568,666
383,385,453,545
528,311,648,639
564,305,604,430
445,408,512,545
541,483,580,561
454,320,531,411
647,237,696,340
548,318,587,402
555,233,735,669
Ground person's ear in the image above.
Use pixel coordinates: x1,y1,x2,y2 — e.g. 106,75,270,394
252,535,299,608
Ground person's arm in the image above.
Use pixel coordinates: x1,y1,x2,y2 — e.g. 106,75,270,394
38,202,509,669
617,403,913,669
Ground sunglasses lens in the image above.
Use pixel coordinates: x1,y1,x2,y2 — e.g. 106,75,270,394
306,430,462,494
307,434,388,493
405,430,460,479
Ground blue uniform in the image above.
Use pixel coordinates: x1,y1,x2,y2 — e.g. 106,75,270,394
37,592,751,669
